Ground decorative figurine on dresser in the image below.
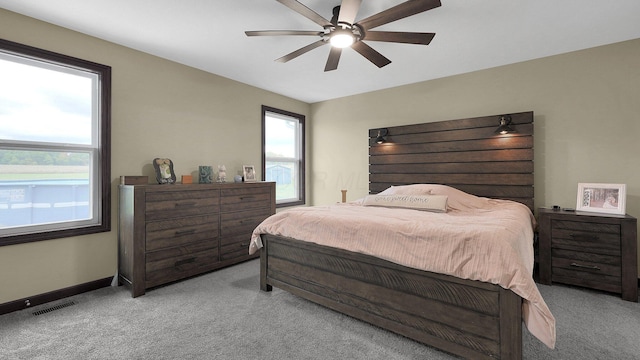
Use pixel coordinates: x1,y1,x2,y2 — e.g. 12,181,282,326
118,181,275,297
217,165,227,182
537,207,638,302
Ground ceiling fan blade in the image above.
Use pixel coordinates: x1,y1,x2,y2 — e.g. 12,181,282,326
357,0,441,30
245,30,323,37
352,41,391,68
364,31,435,45
277,0,332,27
324,47,342,71
338,0,362,25
275,40,328,63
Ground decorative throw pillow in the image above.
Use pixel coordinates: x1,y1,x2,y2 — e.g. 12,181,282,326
377,184,491,210
362,194,448,213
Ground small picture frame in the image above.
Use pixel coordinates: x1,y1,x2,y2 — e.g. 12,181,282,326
153,158,176,184
576,183,626,215
243,165,257,182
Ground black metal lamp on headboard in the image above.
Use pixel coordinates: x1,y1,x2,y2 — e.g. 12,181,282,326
375,128,389,144
495,115,516,135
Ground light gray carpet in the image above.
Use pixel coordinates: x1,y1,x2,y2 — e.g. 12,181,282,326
1,259,638,360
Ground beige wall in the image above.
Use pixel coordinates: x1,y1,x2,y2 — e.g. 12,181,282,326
309,38,640,276
0,9,310,304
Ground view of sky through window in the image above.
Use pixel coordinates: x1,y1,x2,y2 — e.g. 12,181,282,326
0,56,93,145
265,116,296,158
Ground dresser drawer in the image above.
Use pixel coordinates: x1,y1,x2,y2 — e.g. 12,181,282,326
146,190,220,220
220,207,271,261
221,208,272,238
220,186,272,212
220,242,257,262
145,214,219,251
145,243,219,289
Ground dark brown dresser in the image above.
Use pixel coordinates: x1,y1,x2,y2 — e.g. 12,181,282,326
538,208,638,302
118,182,275,297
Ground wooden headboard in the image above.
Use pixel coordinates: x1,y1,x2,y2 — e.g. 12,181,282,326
368,111,534,211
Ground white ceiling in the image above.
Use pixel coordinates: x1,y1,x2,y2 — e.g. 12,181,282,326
2,0,640,103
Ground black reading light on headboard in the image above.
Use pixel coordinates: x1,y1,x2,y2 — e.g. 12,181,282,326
375,128,389,144
494,115,516,135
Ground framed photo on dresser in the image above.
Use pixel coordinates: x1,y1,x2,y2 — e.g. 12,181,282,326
576,183,626,215
243,165,256,182
153,158,176,184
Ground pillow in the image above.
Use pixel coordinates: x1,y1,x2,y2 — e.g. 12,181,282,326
362,194,448,213
377,184,491,211
379,184,460,196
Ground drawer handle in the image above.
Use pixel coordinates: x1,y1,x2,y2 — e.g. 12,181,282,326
569,234,599,241
175,229,196,236
239,243,249,247
570,262,601,271
174,202,197,207
240,196,256,201
175,257,196,267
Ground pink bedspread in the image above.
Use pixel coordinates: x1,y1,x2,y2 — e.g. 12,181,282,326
249,186,556,349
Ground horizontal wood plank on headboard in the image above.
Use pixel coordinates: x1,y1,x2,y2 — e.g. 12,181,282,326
369,111,534,211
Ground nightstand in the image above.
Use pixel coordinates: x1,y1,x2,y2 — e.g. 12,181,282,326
538,208,638,302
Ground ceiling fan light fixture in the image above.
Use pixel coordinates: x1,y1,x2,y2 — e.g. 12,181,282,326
330,28,355,48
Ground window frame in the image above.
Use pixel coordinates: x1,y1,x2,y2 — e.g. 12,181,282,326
261,105,305,208
0,39,111,247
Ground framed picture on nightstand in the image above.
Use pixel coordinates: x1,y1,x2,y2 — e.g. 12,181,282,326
576,183,626,215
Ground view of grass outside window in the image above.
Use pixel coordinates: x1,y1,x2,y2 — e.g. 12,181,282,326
0,39,110,245
0,150,91,229
262,106,305,207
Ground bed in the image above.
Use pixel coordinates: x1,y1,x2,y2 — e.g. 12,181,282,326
250,112,556,359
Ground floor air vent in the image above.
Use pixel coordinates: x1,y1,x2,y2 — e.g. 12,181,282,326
32,301,76,316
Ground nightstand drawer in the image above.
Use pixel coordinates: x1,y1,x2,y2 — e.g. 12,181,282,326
551,267,621,294
551,250,621,277
550,233,621,256
552,248,620,267
550,219,620,235
551,223,620,256
551,246,622,292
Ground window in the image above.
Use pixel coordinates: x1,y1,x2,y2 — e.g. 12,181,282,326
0,39,111,246
262,106,305,207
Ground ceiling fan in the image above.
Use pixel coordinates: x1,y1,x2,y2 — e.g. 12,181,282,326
245,0,441,71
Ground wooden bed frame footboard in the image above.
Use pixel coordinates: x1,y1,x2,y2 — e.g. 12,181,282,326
260,234,522,360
